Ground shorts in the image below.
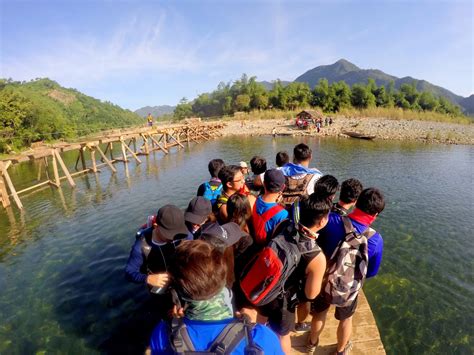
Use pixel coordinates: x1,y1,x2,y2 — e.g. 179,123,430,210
310,294,358,321
258,293,298,336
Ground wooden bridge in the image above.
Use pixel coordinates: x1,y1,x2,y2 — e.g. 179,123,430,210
0,122,225,210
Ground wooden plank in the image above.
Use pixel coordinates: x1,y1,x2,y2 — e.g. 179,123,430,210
51,150,61,187
121,139,142,164
53,149,76,187
0,171,11,207
16,180,51,195
0,161,23,209
168,132,185,148
140,133,150,155
95,145,117,173
80,148,87,171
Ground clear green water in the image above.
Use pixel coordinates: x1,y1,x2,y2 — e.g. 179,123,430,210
0,136,472,354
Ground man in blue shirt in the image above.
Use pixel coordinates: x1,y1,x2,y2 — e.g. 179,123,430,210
308,188,385,354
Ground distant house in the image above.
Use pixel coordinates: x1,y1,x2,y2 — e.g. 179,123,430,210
295,110,324,129
296,110,324,121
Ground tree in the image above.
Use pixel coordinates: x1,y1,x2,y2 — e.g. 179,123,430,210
351,84,376,108
312,79,334,112
331,81,351,111
234,94,251,112
174,98,193,119
418,92,438,111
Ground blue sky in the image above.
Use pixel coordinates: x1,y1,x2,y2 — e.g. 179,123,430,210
1,0,472,110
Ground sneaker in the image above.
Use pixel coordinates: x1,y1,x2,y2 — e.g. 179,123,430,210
335,340,353,355
306,334,319,354
294,322,311,333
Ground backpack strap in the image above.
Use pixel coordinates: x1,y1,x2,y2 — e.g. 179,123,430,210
139,231,152,260
207,319,247,354
342,216,376,240
169,317,196,353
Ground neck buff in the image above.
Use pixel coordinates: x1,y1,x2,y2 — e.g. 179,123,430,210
183,287,233,321
348,208,376,226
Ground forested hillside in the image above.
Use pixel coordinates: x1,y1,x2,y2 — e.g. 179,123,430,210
173,74,465,120
0,78,143,152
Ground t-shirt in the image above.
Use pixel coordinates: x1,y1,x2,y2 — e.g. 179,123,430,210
255,197,288,240
150,318,284,354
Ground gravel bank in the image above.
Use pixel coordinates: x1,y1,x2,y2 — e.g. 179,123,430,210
220,116,474,145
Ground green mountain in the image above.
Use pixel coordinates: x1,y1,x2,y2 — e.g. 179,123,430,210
134,105,175,118
0,78,143,151
294,59,471,113
459,95,474,114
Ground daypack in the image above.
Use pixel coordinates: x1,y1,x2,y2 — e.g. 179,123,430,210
168,317,263,355
251,202,284,245
240,222,301,306
202,181,223,206
281,174,313,207
323,216,375,307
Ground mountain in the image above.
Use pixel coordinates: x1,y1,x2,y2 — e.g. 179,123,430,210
294,59,470,113
135,105,175,118
459,95,474,115
258,80,292,91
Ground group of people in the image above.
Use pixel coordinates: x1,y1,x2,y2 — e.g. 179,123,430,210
125,143,385,354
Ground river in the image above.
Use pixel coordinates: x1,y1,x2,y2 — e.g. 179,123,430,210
0,136,472,354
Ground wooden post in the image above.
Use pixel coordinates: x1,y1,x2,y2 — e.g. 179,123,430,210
0,169,11,208
120,138,128,162
90,149,98,173
96,145,117,173
51,150,61,187
163,132,168,149
109,142,114,161
80,148,87,171
0,161,23,209
133,138,137,153
53,149,76,188
168,132,185,148
37,159,44,181
141,134,150,155
43,157,50,180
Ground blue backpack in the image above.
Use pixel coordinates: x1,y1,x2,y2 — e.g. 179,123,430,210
202,181,223,205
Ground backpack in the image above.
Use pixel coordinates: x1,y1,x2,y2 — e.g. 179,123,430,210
168,317,263,355
322,216,375,307
251,202,284,245
202,181,223,206
281,174,313,207
239,222,301,306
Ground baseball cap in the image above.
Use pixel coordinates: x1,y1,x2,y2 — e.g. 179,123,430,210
156,205,188,240
184,197,212,225
239,161,248,168
200,222,246,247
264,169,285,192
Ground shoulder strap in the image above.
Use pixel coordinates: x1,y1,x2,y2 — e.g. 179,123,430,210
140,233,152,260
207,319,247,354
342,216,376,240
260,204,284,222
169,317,196,353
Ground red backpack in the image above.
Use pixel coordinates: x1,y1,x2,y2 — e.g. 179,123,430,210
251,202,284,244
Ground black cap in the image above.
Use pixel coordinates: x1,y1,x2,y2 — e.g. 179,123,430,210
184,197,212,225
264,169,285,191
200,222,246,247
156,205,188,240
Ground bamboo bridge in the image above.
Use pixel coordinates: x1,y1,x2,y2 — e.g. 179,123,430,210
0,122,225,210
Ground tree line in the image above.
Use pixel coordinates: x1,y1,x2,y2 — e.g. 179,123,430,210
174,74,463,119
0,78,143,153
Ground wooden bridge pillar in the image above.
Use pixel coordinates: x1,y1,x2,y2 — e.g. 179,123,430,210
0,160,23,209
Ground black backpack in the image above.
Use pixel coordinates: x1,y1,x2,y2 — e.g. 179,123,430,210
168,317,263,354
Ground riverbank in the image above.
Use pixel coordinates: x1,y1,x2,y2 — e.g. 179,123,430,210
220,116,474,145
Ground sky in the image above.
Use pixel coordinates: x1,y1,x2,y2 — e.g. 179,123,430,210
1,0,472,110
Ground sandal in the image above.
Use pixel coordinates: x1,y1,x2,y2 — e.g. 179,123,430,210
306,334,319,354
335,340,353,355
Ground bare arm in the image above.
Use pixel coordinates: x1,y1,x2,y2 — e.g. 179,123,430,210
304,252,327,300
219,204,229,222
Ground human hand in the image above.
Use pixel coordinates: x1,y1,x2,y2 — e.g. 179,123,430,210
146,272,169,287
235,307,258,323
